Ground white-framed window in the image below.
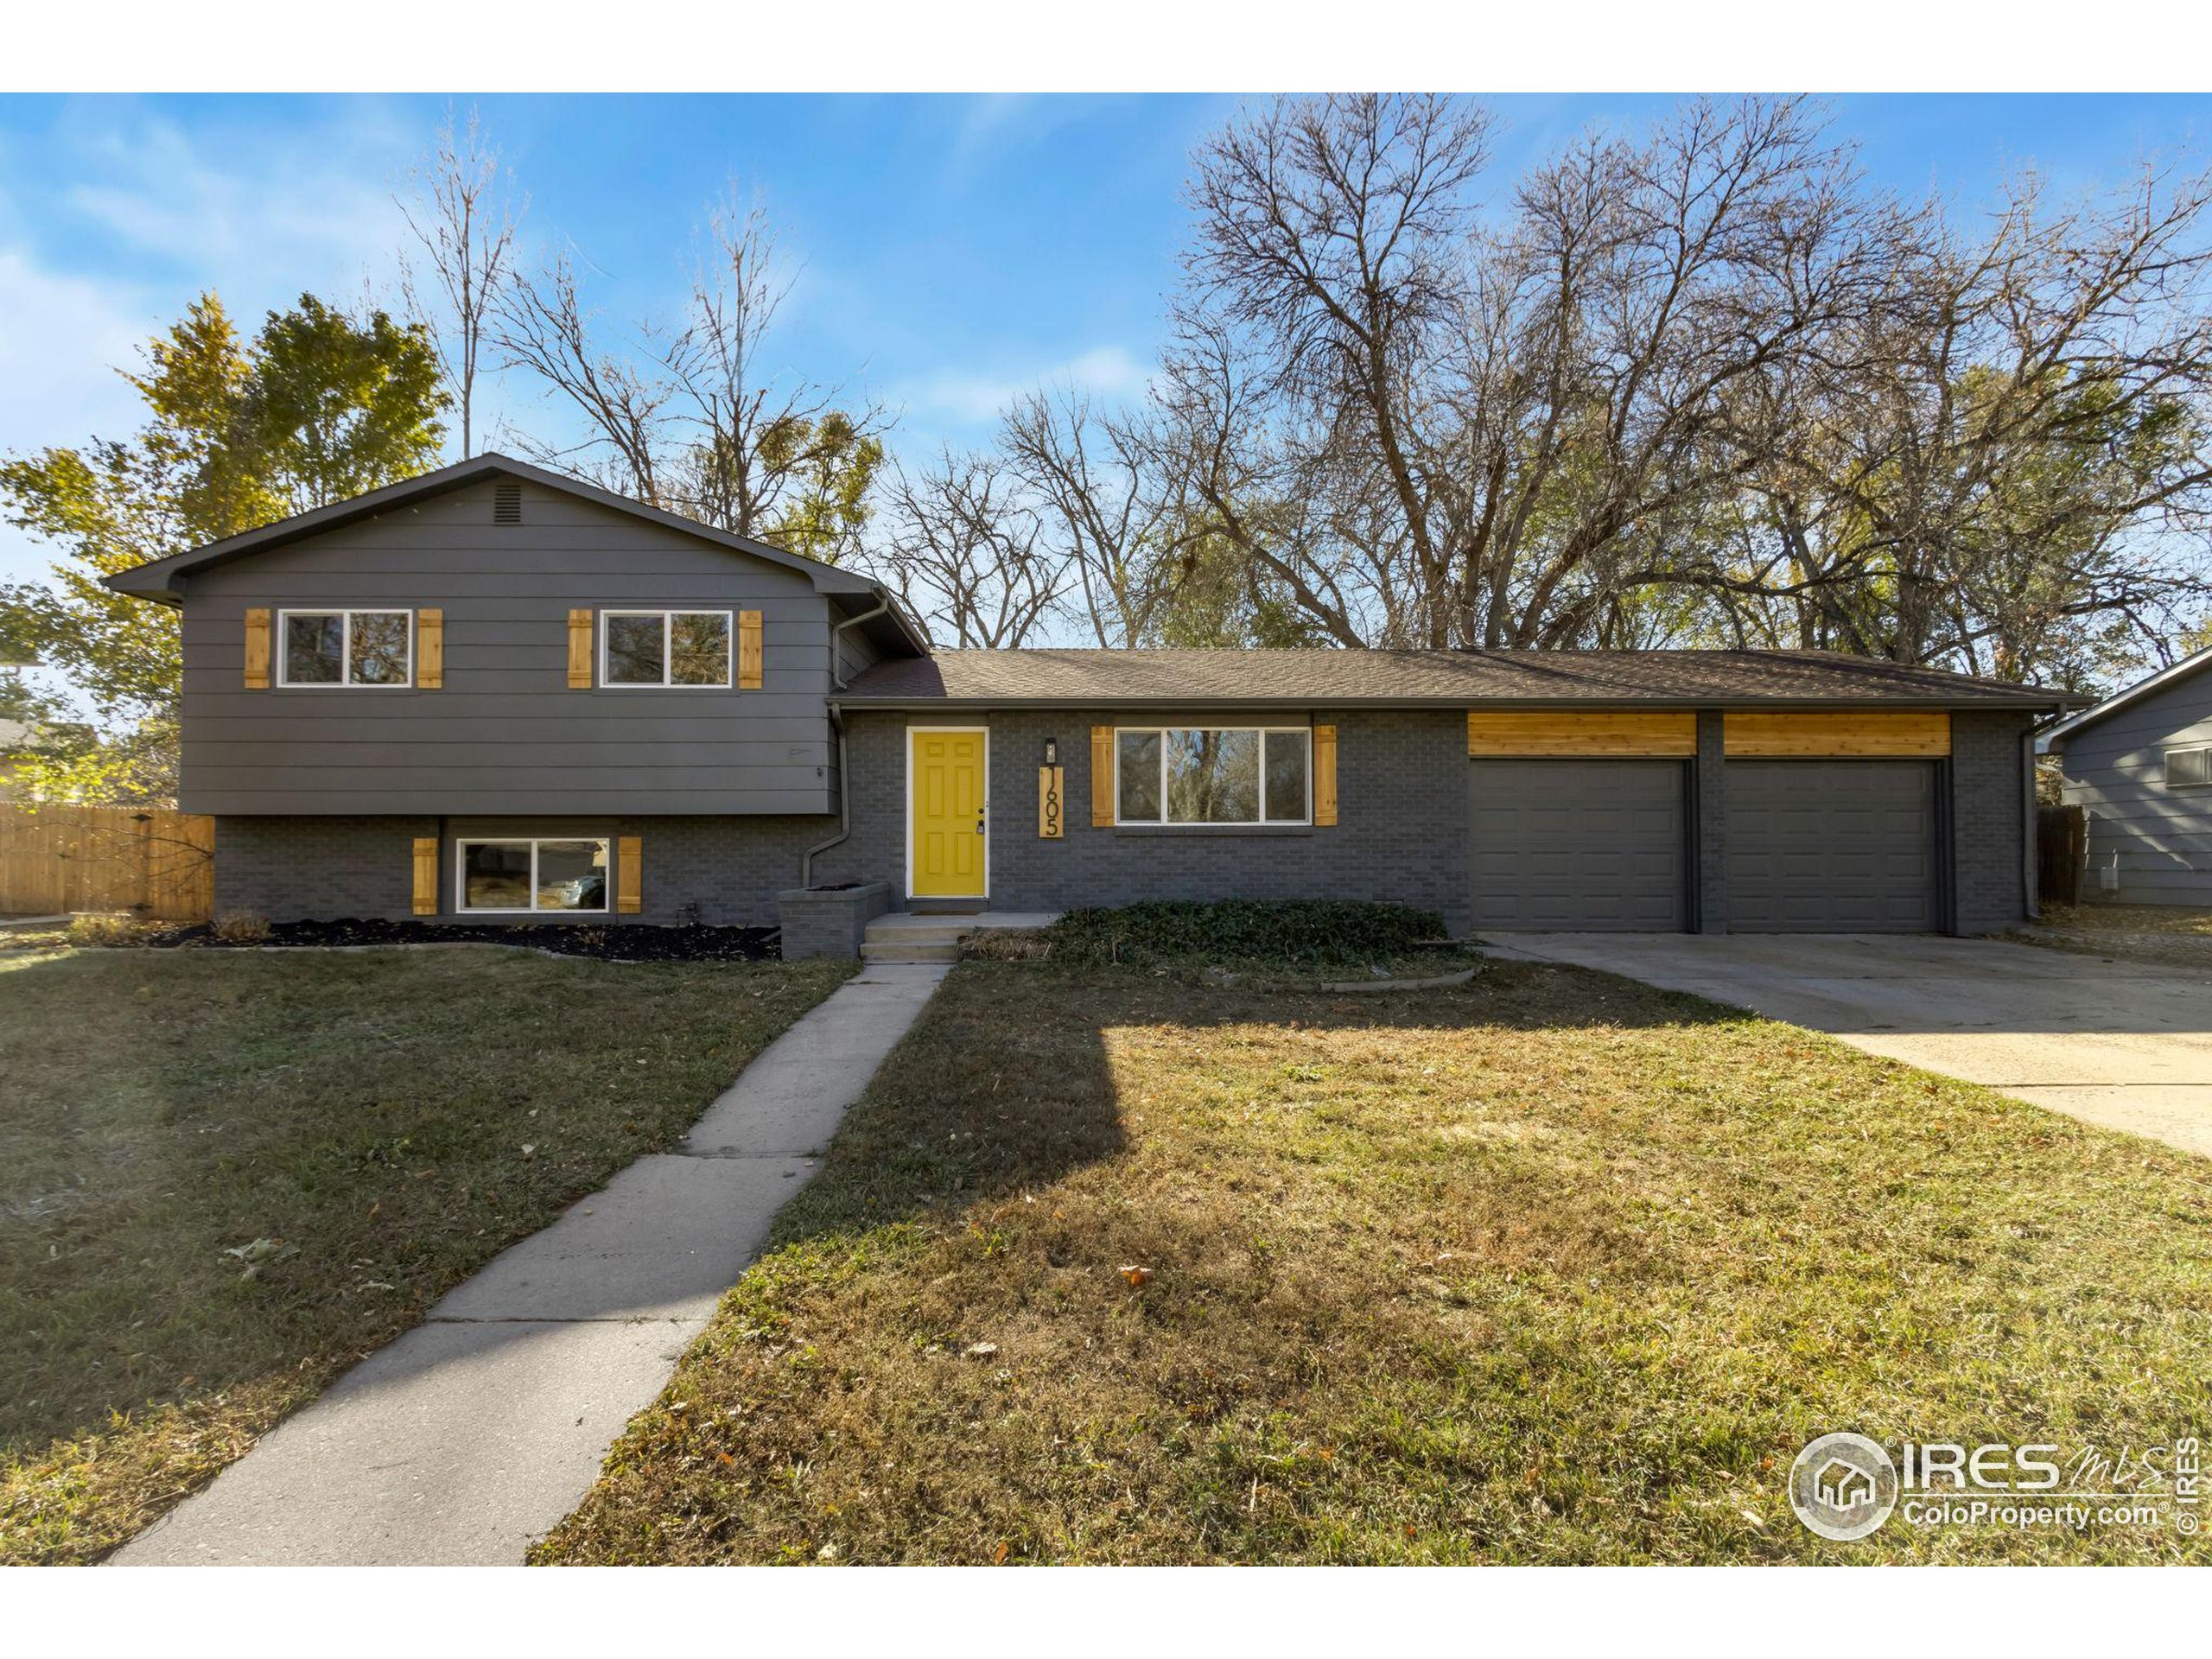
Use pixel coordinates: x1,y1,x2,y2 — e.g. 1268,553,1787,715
277,609,414,687
1114,727,1313,825
2166,745,2212,788
456,838,610,913
599,610,732,687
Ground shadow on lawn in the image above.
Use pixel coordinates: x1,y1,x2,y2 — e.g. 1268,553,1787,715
769,955,1740,1247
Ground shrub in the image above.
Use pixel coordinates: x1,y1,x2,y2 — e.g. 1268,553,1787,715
67,912,153,947
1041,899,1446,967
212,909,271,944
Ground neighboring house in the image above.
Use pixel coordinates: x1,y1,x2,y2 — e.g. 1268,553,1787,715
105,454,2073,946
2040,645,2212,906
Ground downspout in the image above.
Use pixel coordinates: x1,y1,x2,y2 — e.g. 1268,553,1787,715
2022,721,2042,922
830,599,890,691
801,702,850,890
801,597,890,889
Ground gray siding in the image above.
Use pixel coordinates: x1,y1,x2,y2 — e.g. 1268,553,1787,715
2058,668,2212,906
178,477,840,816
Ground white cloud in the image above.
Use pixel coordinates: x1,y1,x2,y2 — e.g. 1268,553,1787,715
0,103,421,588
900,342,1149,426
60,108,406,289
0,249,157,586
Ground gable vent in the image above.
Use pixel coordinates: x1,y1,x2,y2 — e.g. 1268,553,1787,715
493,480,523,524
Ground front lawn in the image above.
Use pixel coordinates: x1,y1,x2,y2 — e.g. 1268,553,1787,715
539,958,2212,1565
0,944,851,1565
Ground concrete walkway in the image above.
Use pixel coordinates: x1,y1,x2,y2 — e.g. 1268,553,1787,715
1485,933,2212,1160
116,961,950,1566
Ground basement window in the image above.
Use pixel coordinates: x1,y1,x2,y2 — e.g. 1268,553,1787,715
457,838,609,912
1115,727,1311,825
2166,745,2212,788
278,610,413,687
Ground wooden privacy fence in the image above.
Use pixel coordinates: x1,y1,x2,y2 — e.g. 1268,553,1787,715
2037,804,2088,908
0,804,214,922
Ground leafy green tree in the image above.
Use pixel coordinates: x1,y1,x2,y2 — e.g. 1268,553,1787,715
760,410,885,564
0,293,446,801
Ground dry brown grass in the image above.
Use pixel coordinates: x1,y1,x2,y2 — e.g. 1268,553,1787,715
537,959,2212,1565
2038,903,2212,938
0,944,851,1564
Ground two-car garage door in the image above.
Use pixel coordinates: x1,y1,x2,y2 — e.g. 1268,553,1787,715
1469,749,1943,933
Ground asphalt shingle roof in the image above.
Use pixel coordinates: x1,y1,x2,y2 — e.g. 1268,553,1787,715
839,648,2072,709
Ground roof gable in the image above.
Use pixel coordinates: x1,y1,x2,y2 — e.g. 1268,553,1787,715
101,452,925,652
2038,645,2212,748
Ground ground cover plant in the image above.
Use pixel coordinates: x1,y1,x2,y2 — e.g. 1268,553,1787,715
539,957,2212,1565
967,900,1480,989
0,944,850,1564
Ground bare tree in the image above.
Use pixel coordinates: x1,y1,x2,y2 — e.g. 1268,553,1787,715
398,105,523,460
1712,162,2212,683
998,388,1206,645
1167,94,1902,651
877,449,1061,646
495,186,890,554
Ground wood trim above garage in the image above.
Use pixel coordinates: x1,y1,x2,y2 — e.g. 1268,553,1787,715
1466,710,1696,757
1722,710,1951,758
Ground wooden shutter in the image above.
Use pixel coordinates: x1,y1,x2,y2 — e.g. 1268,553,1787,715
567,609,594,688
1090,726,1114,827
244,608,271,689
1313,724,1338,827
411,837,438,915
737,610,764,689
616,836,643,915
416,609,443,689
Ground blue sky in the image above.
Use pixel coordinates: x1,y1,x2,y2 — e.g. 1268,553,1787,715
3,91,2209,599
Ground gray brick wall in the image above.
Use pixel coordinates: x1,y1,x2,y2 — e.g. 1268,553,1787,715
216,817,438,920
215,813,839,925
615,815,830,925
219,705,2034,939
1948,709,2034,934
1694,710,1727,934
834,709,1473,936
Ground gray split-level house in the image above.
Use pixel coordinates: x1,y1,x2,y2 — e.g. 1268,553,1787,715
105,454,2075,955
2041,644,2212,907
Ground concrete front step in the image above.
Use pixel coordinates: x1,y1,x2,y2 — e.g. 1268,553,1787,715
857,910,1060,964
859,942,962,963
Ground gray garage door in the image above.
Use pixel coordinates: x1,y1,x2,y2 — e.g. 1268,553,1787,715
1726,760,1940,932
1470,760,1688,930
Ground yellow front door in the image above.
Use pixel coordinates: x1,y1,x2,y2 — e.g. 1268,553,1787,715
910,728,988,898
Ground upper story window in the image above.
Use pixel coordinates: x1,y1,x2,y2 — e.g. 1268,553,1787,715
601,611,732,688
2166,745,2211,788
1115,727,1312,825
279,610,413,687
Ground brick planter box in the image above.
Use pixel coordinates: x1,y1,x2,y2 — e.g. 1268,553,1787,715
777,881,893,961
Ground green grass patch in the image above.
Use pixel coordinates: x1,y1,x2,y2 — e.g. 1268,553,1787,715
0,944,851,1564
536,959,2211,1565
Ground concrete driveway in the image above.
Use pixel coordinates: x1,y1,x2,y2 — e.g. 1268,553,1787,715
1486,933,2212,1160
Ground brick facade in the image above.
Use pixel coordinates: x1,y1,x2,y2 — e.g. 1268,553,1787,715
835,709,1473,936
216,705,2036,939
1948,709,2034,934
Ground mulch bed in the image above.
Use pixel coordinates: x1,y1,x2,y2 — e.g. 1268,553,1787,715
141,917,782,963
